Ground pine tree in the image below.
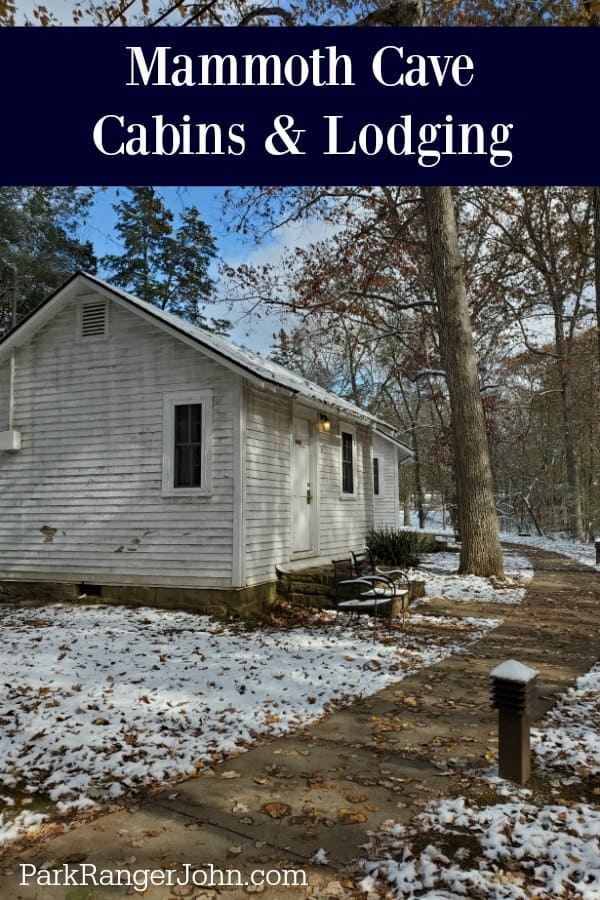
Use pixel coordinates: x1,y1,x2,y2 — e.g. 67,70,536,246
102,187,172,308
0,186,96,333
102,188,226,332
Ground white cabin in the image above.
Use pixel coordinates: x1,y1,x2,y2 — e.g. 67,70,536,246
0,273,411,612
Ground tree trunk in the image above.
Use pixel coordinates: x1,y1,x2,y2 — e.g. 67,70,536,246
410,428,426,529
551,300,585,541
423,186,504,577
593,186,600,373
558,364,585,540
403,493,411,527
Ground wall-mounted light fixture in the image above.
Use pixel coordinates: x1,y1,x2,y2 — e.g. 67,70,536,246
317,414,331,434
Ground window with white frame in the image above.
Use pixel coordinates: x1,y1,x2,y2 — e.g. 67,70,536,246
162,390,212,495
340,424,356,497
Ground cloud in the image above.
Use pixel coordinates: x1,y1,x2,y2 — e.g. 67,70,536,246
214,217,339,354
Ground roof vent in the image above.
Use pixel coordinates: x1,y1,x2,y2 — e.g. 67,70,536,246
80,301,108,339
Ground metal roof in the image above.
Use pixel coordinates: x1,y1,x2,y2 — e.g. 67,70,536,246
0,271,412,454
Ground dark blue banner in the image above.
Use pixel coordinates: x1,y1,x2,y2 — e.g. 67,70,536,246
0,26,597,185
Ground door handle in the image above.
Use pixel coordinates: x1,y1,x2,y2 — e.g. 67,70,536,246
306,487,312,504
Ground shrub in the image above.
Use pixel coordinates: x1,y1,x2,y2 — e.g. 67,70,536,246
365,528,437,567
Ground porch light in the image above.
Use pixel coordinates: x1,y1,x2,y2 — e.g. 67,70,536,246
318,414,331,433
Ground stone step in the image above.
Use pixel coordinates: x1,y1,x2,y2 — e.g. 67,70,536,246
285,592,333,609
278,569,334,585
277,579,332,597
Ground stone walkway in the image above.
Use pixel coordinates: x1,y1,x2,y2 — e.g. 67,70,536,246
2,547,599,900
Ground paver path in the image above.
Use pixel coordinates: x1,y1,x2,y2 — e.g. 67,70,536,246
2,547,599,900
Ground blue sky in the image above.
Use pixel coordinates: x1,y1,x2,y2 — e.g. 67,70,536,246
86,187,235,257
86,186,272,350
86,186,330,354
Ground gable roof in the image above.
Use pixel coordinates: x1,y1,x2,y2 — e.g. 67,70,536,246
0,271,411,453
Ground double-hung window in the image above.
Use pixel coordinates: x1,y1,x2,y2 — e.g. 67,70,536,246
162,390,212,495
340,424,356,498
174,403,202,488
373,457,380,496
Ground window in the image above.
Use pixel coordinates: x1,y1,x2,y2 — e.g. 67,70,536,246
174,404,202,488
341,428,355,496
162,390,212,495
373,457,380,495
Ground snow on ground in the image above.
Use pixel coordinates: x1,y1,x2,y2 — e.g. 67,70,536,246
402,507,598,570
359,799,600,899
413,551,534,605
532,663,600,777
504,533,598,569
0,603,499,850
356,662,600,900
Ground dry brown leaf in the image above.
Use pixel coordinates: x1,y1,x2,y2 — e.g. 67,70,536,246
338,808,368,824
262,802,291,819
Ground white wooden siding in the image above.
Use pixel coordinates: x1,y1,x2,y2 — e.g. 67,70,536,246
373,433,400,530
0,292,236,588
243,396,378,582
317,419,374,556
243,385,292,586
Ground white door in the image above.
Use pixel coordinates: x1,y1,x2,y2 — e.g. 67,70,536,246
291,415,315,555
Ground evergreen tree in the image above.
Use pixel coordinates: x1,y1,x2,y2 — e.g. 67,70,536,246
102,188,226,332
0,186,96,333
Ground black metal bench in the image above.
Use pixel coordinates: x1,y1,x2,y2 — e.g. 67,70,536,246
351,547,411,611
332,556,400,633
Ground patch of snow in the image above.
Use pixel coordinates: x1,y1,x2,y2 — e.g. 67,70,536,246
0,810,48,851
360,799,600,899
358,659,600,899
532,663,600,777
413,551,533,605
491,660,539,683
399,508,454,535
0,603,498,849
504,533,598,569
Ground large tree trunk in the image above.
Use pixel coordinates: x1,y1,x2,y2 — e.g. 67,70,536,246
423,186,504,577
593,186,600,373
553,313,585,541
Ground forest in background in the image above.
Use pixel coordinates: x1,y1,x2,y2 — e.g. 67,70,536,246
228,185,600,544
1,184,598,548
1,0,599,577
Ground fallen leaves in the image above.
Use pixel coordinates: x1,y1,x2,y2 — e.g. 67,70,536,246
338,808,368,825
262,802,291,819
0,602,497,852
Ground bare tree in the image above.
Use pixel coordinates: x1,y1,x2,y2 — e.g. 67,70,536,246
423,187,504,576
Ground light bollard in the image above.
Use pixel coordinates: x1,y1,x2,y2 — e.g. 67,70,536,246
491,659,538,786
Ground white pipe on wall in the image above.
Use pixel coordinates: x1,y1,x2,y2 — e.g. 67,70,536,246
8,350,15,431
